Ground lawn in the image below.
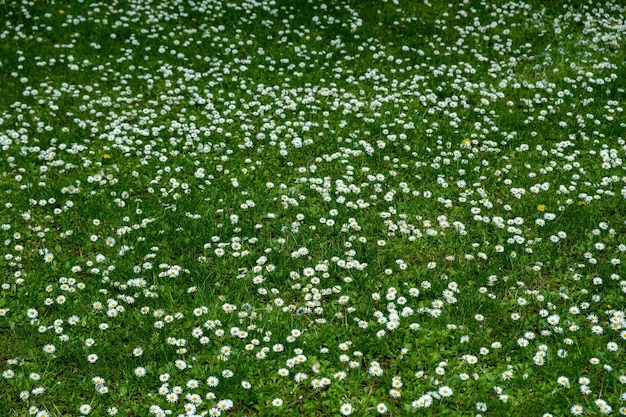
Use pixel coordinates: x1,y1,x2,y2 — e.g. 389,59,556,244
0,0,625,416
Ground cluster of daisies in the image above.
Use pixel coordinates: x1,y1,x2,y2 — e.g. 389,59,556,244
1,0,626,416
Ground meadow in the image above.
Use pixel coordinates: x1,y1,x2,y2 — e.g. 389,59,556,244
0,0,625,415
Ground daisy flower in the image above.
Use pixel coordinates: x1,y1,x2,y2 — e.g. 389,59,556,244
340,403,353,415
438,386,453,397
570,404,583,415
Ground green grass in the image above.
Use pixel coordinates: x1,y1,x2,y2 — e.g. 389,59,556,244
1,0,626,416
